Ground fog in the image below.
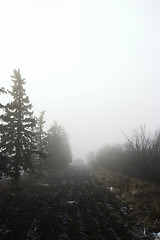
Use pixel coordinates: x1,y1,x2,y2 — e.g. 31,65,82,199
1,0,160,160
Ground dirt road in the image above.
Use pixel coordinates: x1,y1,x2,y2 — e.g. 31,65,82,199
0,165,148,239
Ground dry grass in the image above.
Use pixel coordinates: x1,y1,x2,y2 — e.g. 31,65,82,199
94,170,160,232
0,174,42,194
0,181,12,193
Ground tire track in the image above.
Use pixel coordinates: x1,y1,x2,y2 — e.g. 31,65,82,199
0,165,146,240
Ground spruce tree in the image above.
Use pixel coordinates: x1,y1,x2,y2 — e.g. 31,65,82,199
0,87,7,108
0,69,36,181
47,122,72,170
0,87,6,94
34,111,47,170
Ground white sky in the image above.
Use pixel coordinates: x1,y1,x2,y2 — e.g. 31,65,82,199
0,0,160,160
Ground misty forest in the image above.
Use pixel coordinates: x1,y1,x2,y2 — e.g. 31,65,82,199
0,70,160,240
0,70,72,181
1,0,160,239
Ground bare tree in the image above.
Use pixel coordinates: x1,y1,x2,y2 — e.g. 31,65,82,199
125,125,151,163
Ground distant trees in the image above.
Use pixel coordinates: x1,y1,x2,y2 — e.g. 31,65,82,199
47,122,72,170
125,126,151,178
0,70,36,181
89,126,160,184
0,70,72,181
34,111,47,170
34,116,72,172
95,144,126,173
74,158,84,165
87,151,96,168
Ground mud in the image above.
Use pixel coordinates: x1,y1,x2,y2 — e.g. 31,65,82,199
0,166,152,239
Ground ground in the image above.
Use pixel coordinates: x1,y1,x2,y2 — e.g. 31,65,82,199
0,165,154,240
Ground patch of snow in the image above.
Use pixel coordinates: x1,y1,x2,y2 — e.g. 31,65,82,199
153,232,160,240
26,218,39,240
40,183,49,186
66,200,77,205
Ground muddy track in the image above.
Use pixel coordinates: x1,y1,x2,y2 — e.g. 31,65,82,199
0,166,148,240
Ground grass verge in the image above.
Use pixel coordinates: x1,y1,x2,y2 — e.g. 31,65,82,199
94,170,160,234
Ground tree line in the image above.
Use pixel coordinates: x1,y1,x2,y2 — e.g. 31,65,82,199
88,126,160,184
0,69,72,182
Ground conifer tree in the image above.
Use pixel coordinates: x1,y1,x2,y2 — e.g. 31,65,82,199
34,111,47,170
47,122,72,170
0,87,7,108
0,88,6,93
0,69,36,181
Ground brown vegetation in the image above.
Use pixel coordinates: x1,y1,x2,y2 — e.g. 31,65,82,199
95,170,160,233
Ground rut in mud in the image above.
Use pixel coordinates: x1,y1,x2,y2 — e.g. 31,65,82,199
0,166,148,240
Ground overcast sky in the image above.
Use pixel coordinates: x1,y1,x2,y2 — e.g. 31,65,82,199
0,0,160,160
